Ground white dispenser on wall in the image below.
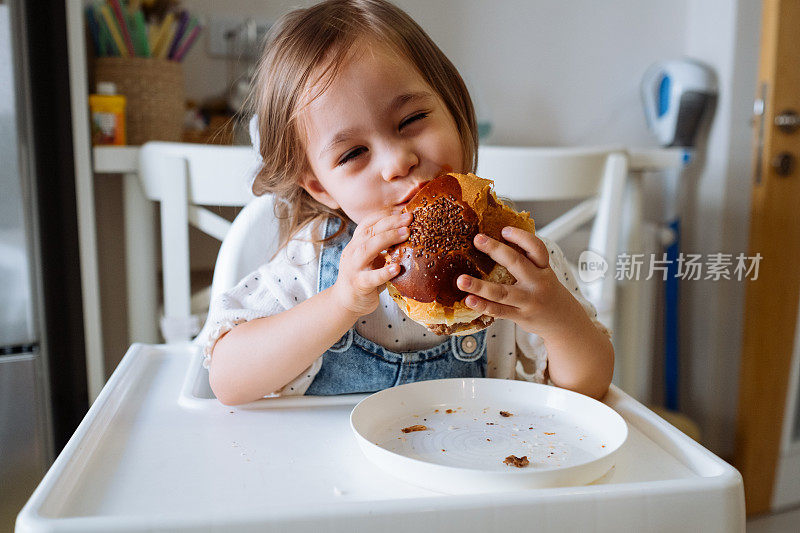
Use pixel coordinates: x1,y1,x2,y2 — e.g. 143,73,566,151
641,59,717,148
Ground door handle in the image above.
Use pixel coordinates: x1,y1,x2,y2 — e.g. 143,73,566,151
775,110,800,134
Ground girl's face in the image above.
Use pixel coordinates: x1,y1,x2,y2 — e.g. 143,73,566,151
298,42,464,224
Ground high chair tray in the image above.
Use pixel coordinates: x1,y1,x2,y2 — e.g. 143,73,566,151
17,343,744,533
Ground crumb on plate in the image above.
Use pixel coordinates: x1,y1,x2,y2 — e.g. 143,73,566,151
503,455,530,468
401,424,429,433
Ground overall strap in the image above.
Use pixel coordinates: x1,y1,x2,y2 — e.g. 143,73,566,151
317,216,356,352
318,216,356,293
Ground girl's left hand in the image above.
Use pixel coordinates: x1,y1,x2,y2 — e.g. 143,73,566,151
456,226,588,340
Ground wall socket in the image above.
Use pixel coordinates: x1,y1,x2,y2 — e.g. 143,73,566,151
207,17,272,58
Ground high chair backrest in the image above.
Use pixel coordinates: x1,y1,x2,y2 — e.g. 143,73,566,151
477,145,629,323
193,193,281,345
138,141,261,342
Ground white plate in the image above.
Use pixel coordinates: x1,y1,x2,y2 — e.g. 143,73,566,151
350,378,627,494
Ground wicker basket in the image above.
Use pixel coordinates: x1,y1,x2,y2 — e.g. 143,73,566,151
93,58,185,145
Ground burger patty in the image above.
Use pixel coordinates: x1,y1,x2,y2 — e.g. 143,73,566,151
428,316,494,336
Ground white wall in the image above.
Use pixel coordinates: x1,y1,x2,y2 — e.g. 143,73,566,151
177,0,759,458
182,0,689,147
680,0,761,458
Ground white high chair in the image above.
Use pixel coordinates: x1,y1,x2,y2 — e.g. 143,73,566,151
477,145,629,332
138,141,260,343
193,193,280,345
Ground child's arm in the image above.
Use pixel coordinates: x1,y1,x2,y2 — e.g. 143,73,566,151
209,287,360,404
531,302,614,400
209,209,412,405
456,227,614,400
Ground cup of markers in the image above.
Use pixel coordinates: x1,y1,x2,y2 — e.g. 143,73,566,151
86,0,203,62
85,1,203,144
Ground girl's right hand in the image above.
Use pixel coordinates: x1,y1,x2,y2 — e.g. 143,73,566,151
331,208,412,317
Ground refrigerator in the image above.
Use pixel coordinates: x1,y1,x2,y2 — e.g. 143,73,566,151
1,2,88,530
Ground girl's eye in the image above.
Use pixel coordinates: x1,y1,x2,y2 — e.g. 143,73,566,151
400,112,429,129
337,147,367,166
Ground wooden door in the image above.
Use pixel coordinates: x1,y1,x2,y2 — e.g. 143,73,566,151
735,0,800,516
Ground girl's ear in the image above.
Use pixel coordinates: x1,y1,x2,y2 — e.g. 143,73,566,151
300,173,340,210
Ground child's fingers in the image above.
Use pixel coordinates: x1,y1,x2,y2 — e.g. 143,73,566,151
362,212,412,239
462,293,519,320
472,233,535,282
358,262,401,289
456,275,524,308
355,207,407,237
354,226,410,266
501,226,550,269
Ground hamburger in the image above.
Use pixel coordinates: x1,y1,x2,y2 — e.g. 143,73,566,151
383,172,535,336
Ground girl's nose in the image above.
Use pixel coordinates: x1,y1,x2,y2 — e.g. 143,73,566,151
380,144,419,182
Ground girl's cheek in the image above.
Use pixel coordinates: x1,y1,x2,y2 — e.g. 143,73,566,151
430,123,461,159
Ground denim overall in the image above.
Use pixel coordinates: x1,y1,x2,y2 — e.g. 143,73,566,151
305,217,487,395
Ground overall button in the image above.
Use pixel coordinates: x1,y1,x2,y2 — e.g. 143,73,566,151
461,336,478,354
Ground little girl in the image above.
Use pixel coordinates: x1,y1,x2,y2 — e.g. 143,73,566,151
203,0,614,405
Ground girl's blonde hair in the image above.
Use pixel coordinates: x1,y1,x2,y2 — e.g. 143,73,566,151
247,0,478,248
